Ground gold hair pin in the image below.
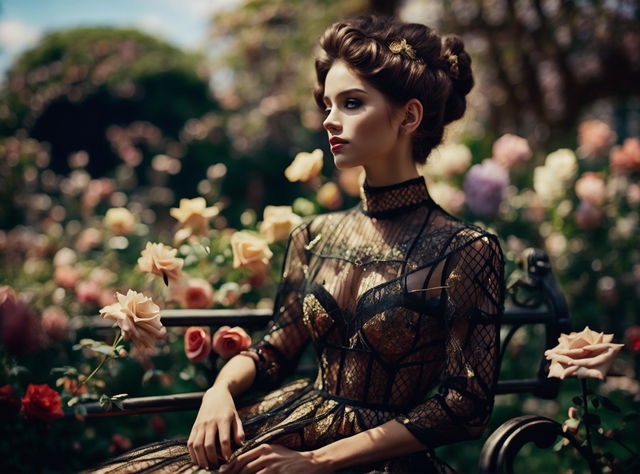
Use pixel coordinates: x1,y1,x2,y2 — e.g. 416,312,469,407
448,54,459,79
389,38,420,61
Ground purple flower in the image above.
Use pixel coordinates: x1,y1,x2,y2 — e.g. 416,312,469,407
463,159,510,216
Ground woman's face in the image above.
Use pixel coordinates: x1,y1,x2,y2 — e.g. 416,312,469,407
322,60,404,170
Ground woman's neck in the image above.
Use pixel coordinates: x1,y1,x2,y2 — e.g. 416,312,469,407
362,162,420,187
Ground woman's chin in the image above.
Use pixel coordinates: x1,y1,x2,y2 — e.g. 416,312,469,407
333,153,361,170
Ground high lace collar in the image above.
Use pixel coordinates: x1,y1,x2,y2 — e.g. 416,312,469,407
360,176,434,218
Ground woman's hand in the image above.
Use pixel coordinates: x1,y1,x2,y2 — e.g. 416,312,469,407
219,444,331,474
187,384,245,469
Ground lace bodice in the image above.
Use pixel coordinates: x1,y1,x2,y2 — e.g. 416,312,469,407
250,176,505,448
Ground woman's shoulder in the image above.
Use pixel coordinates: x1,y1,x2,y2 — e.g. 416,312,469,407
431,208,503,259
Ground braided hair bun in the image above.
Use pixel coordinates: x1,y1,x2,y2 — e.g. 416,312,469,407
314,16,474,164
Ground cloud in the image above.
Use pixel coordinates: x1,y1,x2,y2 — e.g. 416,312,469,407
0,19,42,55
151,0,242,18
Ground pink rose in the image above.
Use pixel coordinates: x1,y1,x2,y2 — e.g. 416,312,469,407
41,306,70,342
610,138,640,173
212,326,251,359
183,278,215,309
184,326,212,362
75,280,102,306
110,433,132,453
75,227,102,253
575,172,606,206
574,200,604,231
53,265,80,288
0,297,43,354
578,119,616,157
492,133,532,169
545,326,624,380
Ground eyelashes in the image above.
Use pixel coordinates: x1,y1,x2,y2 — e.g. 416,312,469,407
323,98,363,115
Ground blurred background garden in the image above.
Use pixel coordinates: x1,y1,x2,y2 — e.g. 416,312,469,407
0,0,639,472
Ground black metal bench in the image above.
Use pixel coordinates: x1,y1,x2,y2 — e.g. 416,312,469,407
70,248,575,473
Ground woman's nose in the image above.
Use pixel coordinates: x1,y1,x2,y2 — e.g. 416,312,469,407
322,110,341,134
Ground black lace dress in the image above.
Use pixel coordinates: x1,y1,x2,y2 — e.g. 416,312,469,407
90,177,505,473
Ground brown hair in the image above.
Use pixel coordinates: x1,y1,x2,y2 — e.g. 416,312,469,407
314,15,474,164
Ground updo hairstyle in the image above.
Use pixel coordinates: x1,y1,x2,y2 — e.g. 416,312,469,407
314,15,474,164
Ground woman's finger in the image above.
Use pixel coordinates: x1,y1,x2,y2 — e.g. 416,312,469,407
218,418,232,463
187,428,207,469
225,444,263,474
233,412,245,446
203,424,219,468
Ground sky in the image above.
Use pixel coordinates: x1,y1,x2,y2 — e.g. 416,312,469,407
0,0,241,78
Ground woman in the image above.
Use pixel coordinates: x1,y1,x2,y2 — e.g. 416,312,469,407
94,15,504,474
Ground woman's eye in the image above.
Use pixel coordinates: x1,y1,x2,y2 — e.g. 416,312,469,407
344,98,362,109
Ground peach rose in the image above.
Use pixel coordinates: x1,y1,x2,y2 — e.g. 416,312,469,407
575,172,606,206
184,326,211,362
259,206,302,244
212,326,251,359
317,182,342,210
578,119,616,157
99,290,167,348
75,227,102,252
53,265,80,288
103,207,136,235
230,231,273,273
41,306,70,342
137,242,184,283
170,197,219,237
544,326,624,380
284,149,323,182
0,286,18,305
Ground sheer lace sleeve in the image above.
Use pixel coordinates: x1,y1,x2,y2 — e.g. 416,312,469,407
248,222,311,389
395,233,504,447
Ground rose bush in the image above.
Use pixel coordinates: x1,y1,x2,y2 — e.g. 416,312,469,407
212,326,252,359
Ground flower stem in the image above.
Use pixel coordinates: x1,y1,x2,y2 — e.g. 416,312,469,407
581,378,594,455
81,331,124,386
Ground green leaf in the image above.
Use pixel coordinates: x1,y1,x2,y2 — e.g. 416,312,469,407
74,404,88,417
583,413,601,426
67,396,79,407
600,397,621,413
591,398,600,409
573,396,583,406
8,365,29,376
623,413,640,422
111,393,128,400
50,366,78,376
112,400,124,410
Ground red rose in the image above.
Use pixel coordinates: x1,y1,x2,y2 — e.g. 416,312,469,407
184,326,211,363
212,326,252,359
21,384,64,422
625,326,640,352
0,385,22,422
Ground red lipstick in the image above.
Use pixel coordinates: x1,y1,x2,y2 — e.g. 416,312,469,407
329,136,348,153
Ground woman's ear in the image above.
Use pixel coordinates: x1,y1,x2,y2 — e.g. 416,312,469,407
400,99,423,135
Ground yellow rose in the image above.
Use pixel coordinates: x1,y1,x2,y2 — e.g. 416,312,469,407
284,149,323,182
259,206,302,244
316,182,342,210
103,208,136,235
170,197,219,239
544,326,624,380
137,242,184,282
230,231,273,273
99,290,166,348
